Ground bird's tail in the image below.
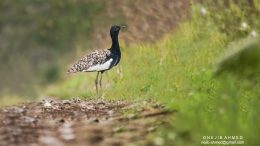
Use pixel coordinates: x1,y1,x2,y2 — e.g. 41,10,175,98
67,66,77,74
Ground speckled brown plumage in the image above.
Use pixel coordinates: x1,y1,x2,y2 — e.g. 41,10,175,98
68,49,111,73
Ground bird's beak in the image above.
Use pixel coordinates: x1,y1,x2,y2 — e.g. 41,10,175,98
120,25,127,29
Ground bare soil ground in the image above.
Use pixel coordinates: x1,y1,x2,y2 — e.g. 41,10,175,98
0,99,174,146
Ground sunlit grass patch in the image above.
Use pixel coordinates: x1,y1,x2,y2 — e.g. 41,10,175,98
0,95,27,106
44,74,94,99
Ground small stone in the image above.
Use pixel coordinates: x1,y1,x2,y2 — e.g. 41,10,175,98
39,136,62,146
97,100,105,105
43,101,52,108
61,133,75,141
58,123,75,141
62,100,71,105
108,110,114,115
13,107,25,114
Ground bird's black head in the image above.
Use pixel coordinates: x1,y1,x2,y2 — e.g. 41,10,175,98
110,25,126,38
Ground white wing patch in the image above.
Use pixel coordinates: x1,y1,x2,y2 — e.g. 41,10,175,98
84,58,113,72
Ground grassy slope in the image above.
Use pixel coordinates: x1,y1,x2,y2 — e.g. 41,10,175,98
45,6,260,146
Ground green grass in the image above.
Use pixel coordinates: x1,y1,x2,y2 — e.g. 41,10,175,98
45,5,260,146
0,94,30,106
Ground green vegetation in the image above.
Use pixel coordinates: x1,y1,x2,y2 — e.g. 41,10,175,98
0,0,115,96
0,95,25,106
45,5,260,146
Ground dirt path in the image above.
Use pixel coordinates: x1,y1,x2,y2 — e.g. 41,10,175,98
0,98,174,146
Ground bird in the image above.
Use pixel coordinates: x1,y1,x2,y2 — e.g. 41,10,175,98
67,25,125,96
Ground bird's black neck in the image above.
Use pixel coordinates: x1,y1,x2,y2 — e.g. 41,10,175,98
111,34,120,54
109,30,121,66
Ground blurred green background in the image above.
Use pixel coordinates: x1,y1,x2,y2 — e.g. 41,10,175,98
0,0,260,145
0,0,108,97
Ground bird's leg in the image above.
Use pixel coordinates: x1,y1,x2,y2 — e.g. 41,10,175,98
99,72,103,97
95,72,100,95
